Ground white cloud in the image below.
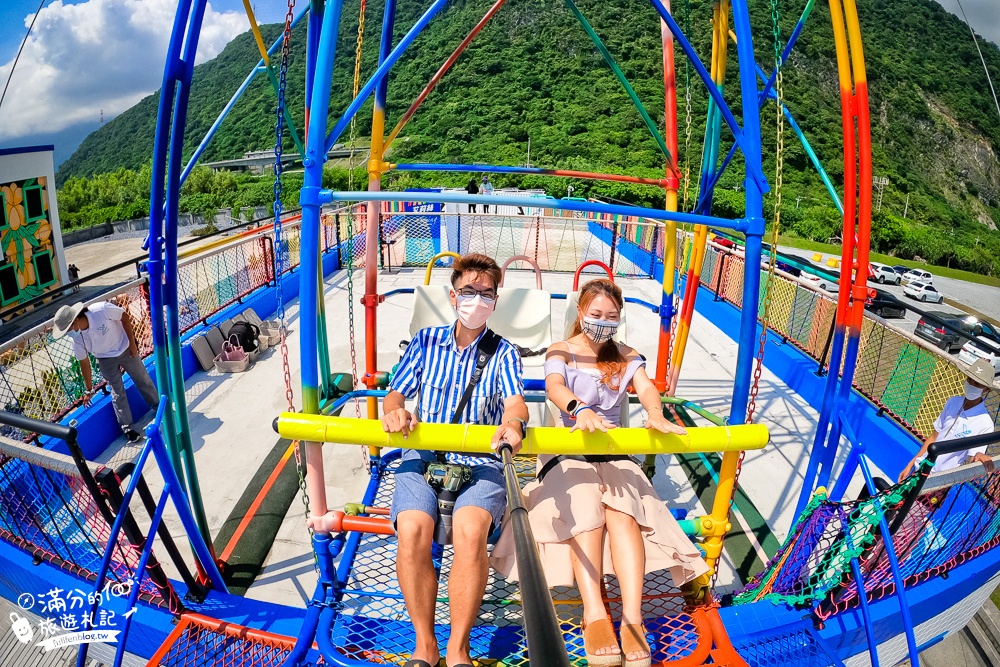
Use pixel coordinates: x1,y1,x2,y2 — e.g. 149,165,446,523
0,0,245,143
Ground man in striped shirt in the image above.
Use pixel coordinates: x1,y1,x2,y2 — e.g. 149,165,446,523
383,253,527,667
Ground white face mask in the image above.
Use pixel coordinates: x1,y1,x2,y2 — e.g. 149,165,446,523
580,316,620,344
455,294,495,330
964,381,985,401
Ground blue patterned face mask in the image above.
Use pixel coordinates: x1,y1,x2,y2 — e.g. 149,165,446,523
581,316,620,344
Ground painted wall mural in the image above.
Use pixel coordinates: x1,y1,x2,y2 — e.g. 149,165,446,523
0,176,60,307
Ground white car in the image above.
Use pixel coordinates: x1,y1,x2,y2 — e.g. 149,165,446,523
803,272,838,292
958,326,1000,375
902,268,933,285
869,262,900,285
903,281,943,303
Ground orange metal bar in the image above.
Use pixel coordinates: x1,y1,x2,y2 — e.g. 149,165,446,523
383,0,510,153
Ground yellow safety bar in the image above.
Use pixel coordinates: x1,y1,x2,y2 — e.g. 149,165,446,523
275,414,769,456
424,252,462,285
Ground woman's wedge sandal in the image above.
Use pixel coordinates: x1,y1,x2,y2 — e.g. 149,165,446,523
619,624,652,667
583,617,623,666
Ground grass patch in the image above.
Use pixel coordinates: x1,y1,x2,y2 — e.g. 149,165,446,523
776,235,1000,288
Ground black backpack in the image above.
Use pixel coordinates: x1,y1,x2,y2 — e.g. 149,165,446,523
228,321,260,353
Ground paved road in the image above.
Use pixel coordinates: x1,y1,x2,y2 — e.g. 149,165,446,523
779,248,993,361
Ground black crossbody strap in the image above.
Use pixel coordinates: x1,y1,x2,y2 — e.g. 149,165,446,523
435,329,502,464
450,329,502,425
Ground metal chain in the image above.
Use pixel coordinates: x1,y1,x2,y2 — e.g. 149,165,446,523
347,0,367,192
346,0,367,471
270,0,316,559
747,0,785,424
681,0,694,212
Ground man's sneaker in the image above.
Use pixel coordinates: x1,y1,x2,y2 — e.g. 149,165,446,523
125,428,143,443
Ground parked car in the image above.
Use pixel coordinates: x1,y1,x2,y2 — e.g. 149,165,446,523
803,271,838,292
864,289,906,318
712,235,736,249
914,311,978,352
903,281,943,303
902,268,934,285
958,321,1000,375
869,262,901,285
775,260,801,277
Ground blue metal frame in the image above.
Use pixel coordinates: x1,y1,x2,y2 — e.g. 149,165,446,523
314,190,757,231
75,398,226,667
726,0,766,425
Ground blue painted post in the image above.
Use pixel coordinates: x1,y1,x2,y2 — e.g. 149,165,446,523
163,0,212,546
728,0,767,425
147,0,194,480
860,454,920,665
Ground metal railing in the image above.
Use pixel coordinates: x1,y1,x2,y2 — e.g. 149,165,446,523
697,242,1000,438
0,212,340,437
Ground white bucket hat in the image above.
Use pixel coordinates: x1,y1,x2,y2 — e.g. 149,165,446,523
52,302,86,339
962,358,999,390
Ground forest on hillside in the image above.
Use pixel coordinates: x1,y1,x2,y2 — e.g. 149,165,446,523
54,0,1000,275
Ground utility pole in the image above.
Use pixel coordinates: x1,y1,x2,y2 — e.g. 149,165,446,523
902,193,909,218
99,109,104,126
526,137,531,168
873,175,889,213
796,196,803,209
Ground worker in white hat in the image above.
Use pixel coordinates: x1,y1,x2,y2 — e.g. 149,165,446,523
899,358,998,481
53,301,159,442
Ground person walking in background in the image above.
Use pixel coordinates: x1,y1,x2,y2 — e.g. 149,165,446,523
899,358,997,481
465,177,479,212
67,264,81,292
53,301,160,443
481,175,494,213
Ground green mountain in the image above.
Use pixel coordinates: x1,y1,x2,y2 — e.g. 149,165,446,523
56,0,1000,273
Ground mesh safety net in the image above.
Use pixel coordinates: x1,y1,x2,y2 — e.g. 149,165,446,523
0,447,172,606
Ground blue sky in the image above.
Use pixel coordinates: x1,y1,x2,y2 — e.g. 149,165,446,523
0,0,997,161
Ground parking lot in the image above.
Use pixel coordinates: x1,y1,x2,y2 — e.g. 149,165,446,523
779,248,1000,362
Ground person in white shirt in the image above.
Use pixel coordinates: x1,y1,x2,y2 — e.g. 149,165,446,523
899,358,997,480
480,175,494,213
53,301,159,442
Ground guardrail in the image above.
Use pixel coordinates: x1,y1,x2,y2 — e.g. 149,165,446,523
0,409,186,613
0,212,340,438
698,242,1000,438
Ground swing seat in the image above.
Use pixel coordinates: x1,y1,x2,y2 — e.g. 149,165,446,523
408,285,454,337
488,287,552,367
562,291,629,342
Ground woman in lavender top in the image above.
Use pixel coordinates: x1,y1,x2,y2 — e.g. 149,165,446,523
492,280,709,667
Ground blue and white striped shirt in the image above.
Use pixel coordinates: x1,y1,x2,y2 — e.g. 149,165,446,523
391,324,524,466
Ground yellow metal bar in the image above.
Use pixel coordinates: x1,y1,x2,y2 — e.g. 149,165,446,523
275,414,769,455
241,0,272,67
685,449,742,600
424,251,462,285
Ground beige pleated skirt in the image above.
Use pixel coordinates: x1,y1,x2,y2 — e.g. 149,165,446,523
491,456,710,588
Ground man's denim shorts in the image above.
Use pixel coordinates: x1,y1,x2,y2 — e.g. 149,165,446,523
390,449,506,530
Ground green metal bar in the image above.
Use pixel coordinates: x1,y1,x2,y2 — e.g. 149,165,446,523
316,248,332,398
563,0,673,165
663,395,726,426
264,63,306,159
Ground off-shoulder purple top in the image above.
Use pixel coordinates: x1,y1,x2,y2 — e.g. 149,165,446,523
543,344,645,427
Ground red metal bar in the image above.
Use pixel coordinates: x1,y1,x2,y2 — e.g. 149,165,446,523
572,260,614,290
383,0,510,152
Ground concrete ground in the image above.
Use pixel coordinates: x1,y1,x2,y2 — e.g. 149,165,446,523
1,235,230,343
